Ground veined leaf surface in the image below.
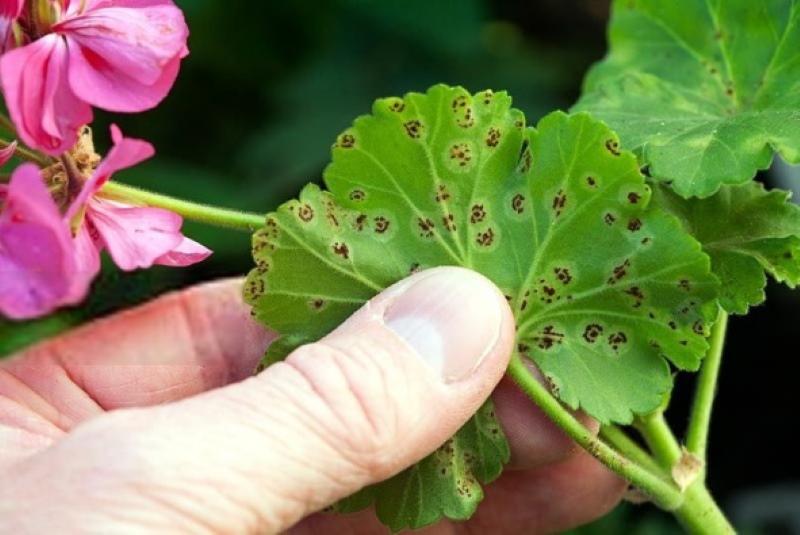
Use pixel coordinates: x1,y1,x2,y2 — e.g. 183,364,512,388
245,85,718,529
574,0,800,198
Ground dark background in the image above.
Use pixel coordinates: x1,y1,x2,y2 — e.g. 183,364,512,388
1,1,798,532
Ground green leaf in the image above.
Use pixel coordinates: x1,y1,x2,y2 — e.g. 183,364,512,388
332,401,508,531
652,181,800,314
245,85,719,528
573,0,800,198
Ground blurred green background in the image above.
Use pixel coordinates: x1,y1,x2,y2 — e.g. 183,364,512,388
2,1,799,532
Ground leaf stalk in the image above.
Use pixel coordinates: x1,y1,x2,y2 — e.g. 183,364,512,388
101,181,266,232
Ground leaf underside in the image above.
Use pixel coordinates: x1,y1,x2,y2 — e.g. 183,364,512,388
245,85,718,529
652,181,800,314
574,0,800,198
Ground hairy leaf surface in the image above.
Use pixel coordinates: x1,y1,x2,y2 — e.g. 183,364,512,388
574,0,800,198
653,181,800,314
245,85,718,529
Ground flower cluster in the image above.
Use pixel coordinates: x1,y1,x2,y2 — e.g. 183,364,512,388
0,0,210,320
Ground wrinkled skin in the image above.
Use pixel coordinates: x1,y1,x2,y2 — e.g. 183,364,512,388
0,276,624,534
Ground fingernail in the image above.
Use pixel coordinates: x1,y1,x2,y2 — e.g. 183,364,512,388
384,268,504,383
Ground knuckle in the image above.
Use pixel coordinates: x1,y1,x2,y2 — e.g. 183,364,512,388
281,339,413,477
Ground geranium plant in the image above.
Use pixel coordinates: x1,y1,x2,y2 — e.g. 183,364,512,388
2,0,799,533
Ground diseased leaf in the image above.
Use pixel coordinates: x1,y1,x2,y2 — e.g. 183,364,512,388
245,85,718,529
573,0,800,198
652,181,800,314
332,402,508,531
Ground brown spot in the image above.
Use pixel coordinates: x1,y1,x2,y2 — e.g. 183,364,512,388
452,95,468,110
515,119,524,129
517,342,531,355
605,139,621,156
389,99,405,112
608,331,628,350
374,216,390,234
519,149,532,173
442,213,456,231
482,89,494,105
476,228,495,247
338,134,355,148
586,176,597,187
449,142,473,167
332,242,350,259
297,203,314,222
511,193,525,214
324,201,339,227
627,218,642,232
486,127,501,147
693,321,705,336
404,120,423,139
608,259,631,285
641,237,651,245
539,284,557,304
418,217,435,238
435,184,450,202
409,262,421,274
604,212,617,225
554,267,572,285
535,325,565,350
668,320,677,330
678,279,691,291
245,277,265,300
349,189,365,202
470,204,486,224
624,286,645,307
309,298,325,310
583,324,603,343
354,214,367,231
628,192,642,204
552,189,567,217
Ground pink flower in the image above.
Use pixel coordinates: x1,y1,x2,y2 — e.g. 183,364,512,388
69,125,212,271
0,0,22,52
0,126,210,320
0,0,188,155
0,163,95,319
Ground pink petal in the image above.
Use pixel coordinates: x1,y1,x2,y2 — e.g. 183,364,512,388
0,164,76,319
154,236,212,267
57,3,188,112
0,35,93,155
0,140,16,166
65,222,102,302
86,198,184,271
66,124,154,218
0,0,22,52
0,0,23,17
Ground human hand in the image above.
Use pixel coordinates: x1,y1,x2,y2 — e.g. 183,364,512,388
0,268,624,534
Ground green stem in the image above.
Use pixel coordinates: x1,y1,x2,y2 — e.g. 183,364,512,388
686,310,728,460
506,355,684,510
0,139,52,167
673,483,735,534
102,181,265,232
636,411,683,469
600,425,667,478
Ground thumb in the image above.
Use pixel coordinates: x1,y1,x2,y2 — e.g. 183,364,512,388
3,267,515,534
